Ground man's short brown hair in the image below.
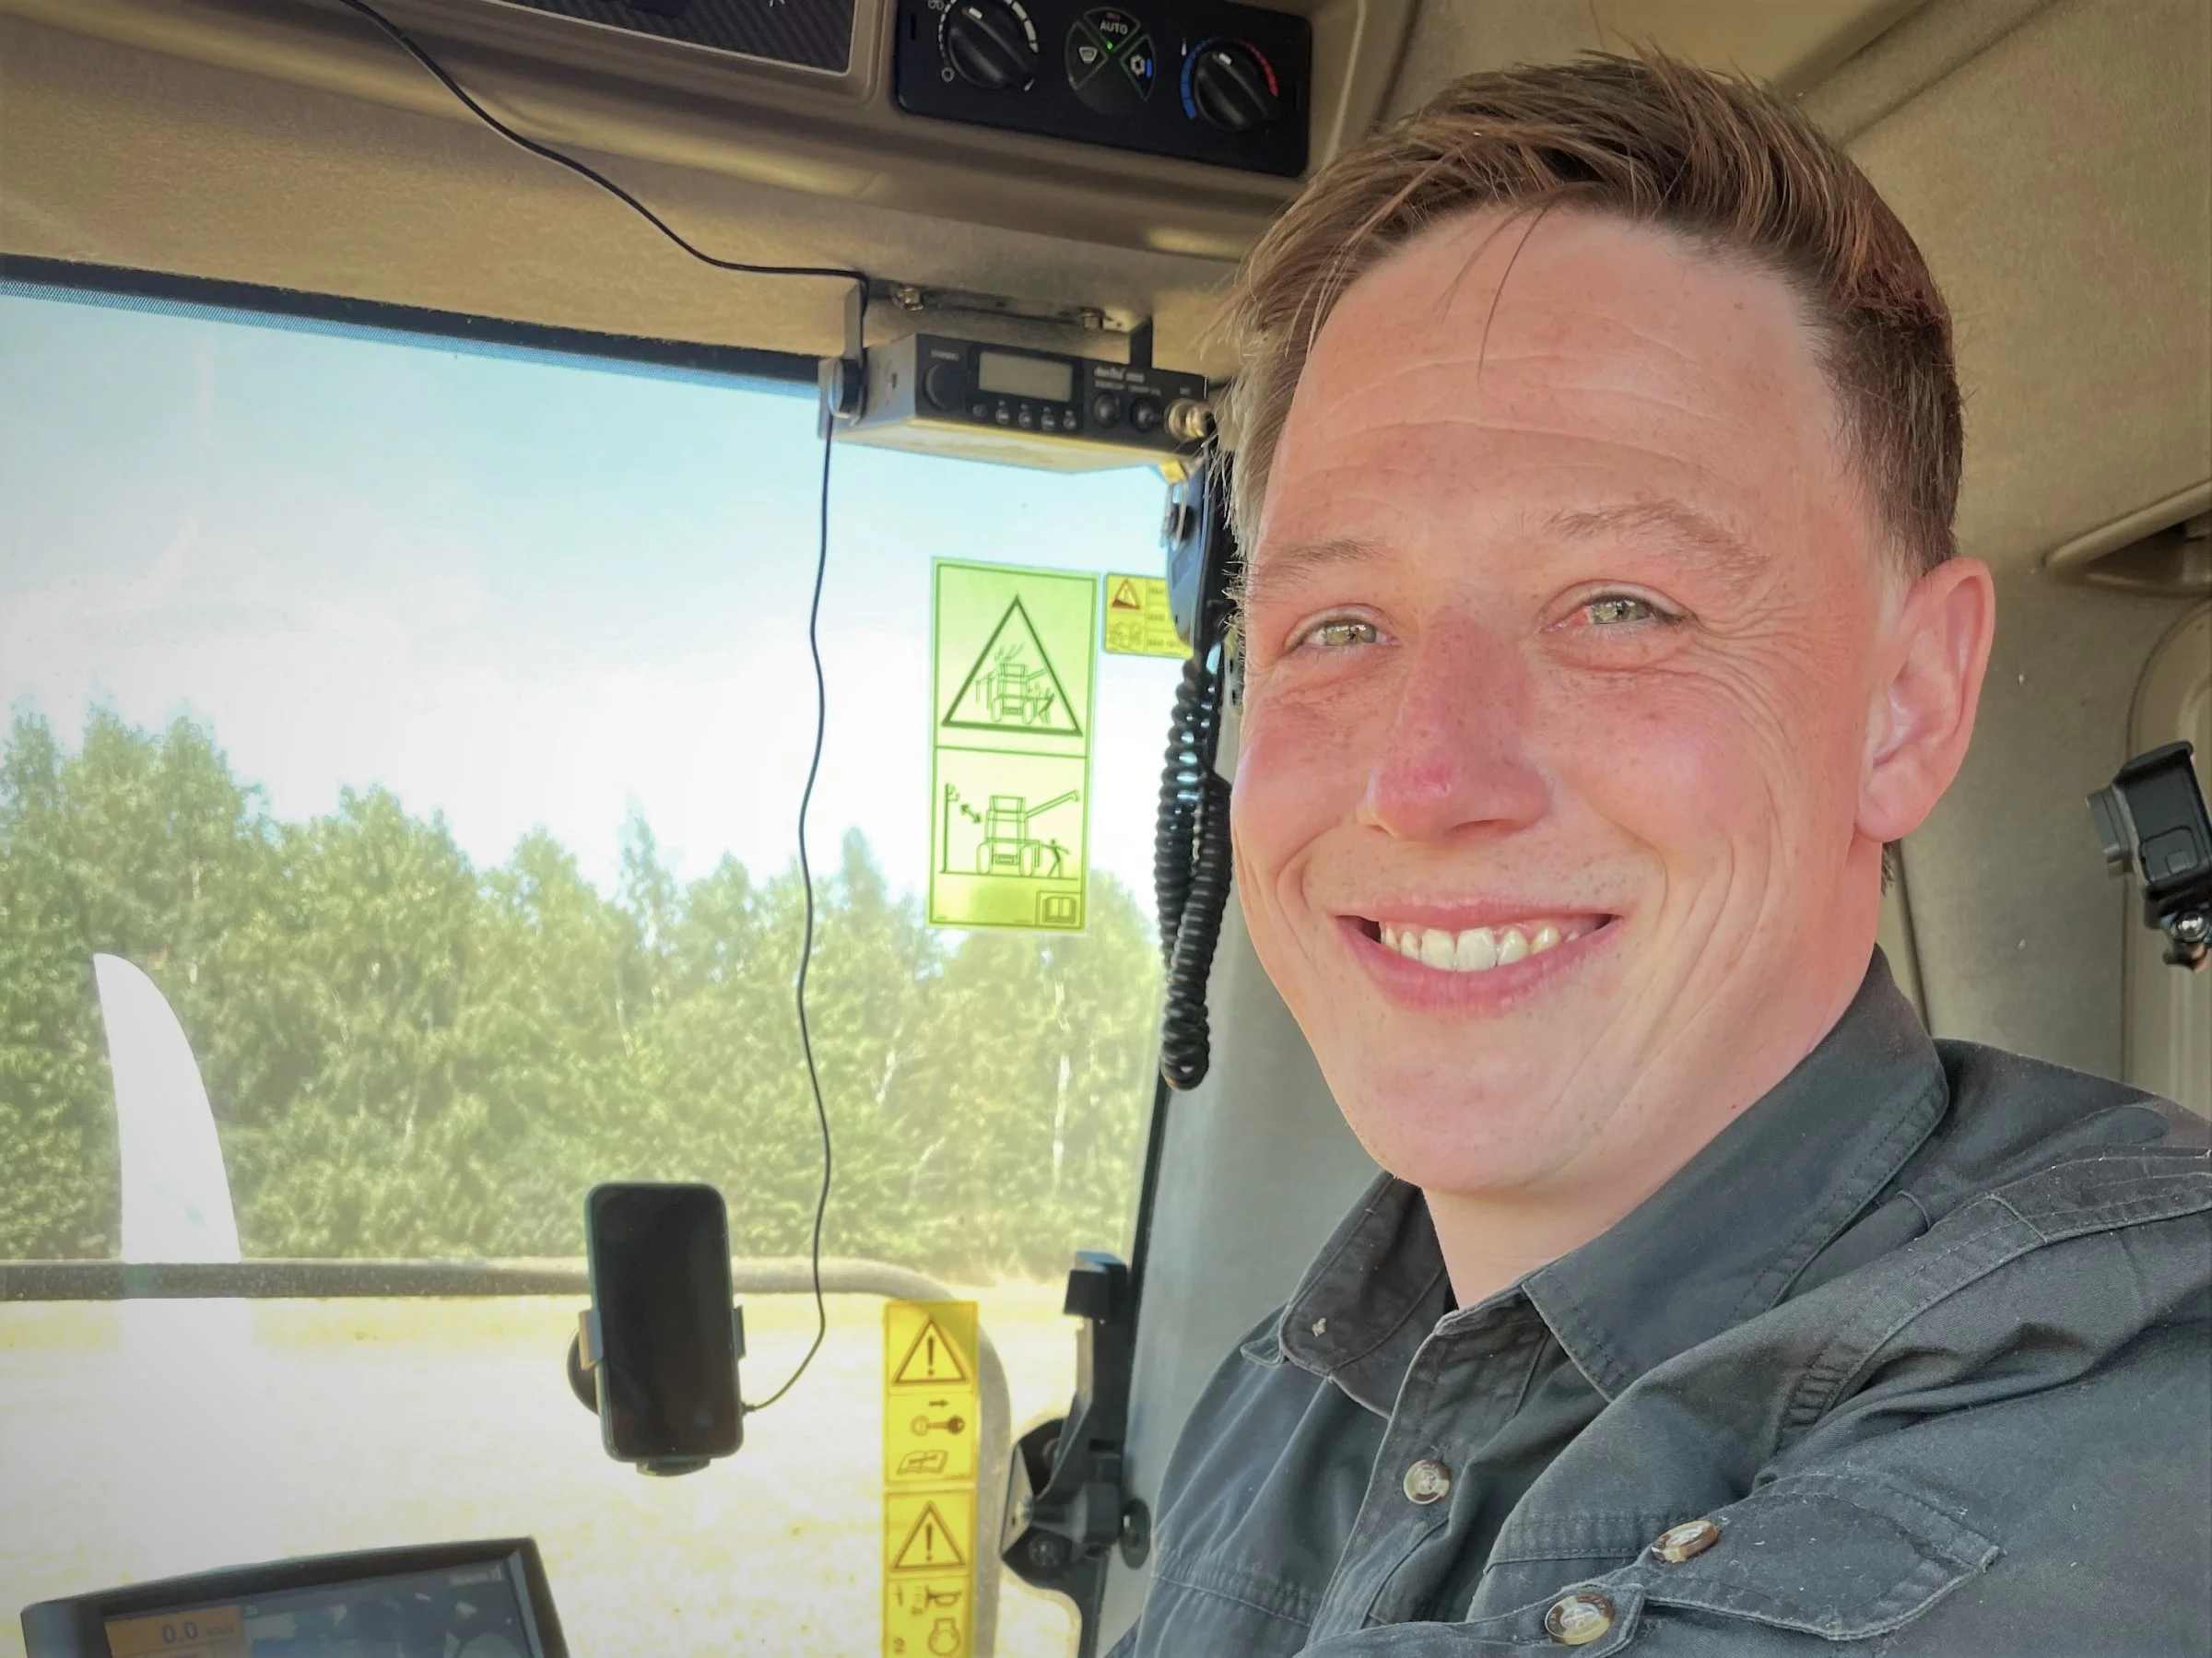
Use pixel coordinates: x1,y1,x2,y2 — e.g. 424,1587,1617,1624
1218,50,1962,575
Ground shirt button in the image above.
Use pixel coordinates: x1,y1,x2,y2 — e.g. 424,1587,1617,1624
1650,1517,1722,1562
1401,1458,1452,1504
1545,1590,1616,1645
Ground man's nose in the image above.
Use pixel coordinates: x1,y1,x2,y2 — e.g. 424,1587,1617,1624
1357,629,1547,843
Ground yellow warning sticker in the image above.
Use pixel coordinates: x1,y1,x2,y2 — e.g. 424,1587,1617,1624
884,1299,981,1487
929,561,1095,933
892,1309,974,1387
1103,572,1186,658
889,1494,972,1572
884,1299,982,1658
885,1573,972,1658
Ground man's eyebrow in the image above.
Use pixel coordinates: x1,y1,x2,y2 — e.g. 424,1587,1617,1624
1238,536,1384,614
1535,500,1765,582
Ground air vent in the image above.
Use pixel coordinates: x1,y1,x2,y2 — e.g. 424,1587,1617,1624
490,0,857,74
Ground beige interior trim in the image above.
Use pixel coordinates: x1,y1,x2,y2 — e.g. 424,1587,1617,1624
1590,0,1933,98
0,0,1416,261
1797,0,2054,140
2042,480,2212,581
2124,604,2212,1116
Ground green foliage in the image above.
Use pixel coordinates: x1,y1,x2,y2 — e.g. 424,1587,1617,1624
0,711,1162,1276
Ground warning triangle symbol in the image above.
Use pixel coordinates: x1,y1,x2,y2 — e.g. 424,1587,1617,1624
1109,578,1143,610
943,598,1083,737
892,1502,968,1572
893,1315,972,1386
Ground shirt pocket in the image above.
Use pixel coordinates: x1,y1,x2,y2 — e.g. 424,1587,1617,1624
1596,1470,2001,1640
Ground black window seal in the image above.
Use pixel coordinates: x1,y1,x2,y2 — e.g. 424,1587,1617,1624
0,253,819,391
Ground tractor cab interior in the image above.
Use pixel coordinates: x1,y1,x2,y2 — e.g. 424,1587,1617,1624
1,1,2206,1655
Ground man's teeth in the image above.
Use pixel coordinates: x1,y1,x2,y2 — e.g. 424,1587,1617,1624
1377,920,1572,972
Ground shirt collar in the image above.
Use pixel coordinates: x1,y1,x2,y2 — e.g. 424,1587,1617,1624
1250,950,1948,1413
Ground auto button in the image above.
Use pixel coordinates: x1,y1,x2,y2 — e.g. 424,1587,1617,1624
1067,8,1156,114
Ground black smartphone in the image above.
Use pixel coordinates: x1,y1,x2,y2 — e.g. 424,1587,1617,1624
584,1182,742,1464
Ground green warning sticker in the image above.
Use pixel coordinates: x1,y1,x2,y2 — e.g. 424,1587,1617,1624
929,561,1096,932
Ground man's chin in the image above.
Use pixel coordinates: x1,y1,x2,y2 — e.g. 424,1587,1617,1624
1324,1061,1600,1196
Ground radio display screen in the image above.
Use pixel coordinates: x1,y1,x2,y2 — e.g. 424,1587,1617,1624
975,349,1073,405
103,1558,541,1658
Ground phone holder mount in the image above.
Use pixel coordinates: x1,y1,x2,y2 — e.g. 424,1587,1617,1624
2088,739,2212,970
1001,1252,1147,1658
564,1307,747,1478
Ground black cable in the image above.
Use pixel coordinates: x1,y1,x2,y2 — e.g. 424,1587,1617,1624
329,0,867,290
1154,654,1211,967
1159,748,1232,1090
1157,459,1238,1091
1157,644,1231,1091
747,429,839,1412
327,0,853,1409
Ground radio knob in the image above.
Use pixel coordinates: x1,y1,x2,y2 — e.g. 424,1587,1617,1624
923,359,963,411
1126,396,1163,434
1165,397,1215,443
1186,40,1281,134
944,1,1039,91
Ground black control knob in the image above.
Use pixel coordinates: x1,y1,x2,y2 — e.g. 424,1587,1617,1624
943,1,1039,91
923,359,963,411
1126,396,1163,434
1186,40,1281,134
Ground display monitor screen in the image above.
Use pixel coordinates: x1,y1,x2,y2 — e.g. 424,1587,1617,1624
103,1558,543,1658
974,349,1073,405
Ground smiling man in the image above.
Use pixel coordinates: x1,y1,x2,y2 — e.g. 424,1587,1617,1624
1116,53,2211,1658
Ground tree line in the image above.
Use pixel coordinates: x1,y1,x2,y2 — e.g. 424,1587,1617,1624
0,710,1162,1277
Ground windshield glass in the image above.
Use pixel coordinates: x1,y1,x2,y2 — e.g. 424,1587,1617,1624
0,282,1180,1655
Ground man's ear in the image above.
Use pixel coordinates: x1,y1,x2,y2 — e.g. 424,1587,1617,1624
1859,557,1997,844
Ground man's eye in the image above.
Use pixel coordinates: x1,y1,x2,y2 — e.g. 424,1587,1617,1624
1584,594,1660,626
1307,618,1379,648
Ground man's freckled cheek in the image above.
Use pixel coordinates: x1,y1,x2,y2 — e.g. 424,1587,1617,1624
1237,686,1380,846
1545,660,1843,869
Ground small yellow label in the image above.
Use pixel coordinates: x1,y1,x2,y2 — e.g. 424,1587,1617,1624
1102,573,1185,658
884,1299,982,1658
888,1493,974,1572
891,1308,975,1388
104,1609,248,1658
884,1572,972,1657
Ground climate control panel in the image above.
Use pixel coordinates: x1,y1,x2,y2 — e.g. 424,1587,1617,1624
895,0,1310,178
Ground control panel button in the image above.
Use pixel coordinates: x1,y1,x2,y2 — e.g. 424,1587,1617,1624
923,359,964,411
1090,392,1124,428
1126,396,1163,434
1165,396,1215,442
1067,8,1156,114
970,400,990,420
943,0,1039,91
895,0,1309,179
1183,39,1281,133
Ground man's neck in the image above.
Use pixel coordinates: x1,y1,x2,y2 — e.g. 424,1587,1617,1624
1421,951,1873,1310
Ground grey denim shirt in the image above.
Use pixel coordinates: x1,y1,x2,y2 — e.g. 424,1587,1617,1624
1115,954,2212,1655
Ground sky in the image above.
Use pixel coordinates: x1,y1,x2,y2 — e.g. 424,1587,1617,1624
0,286,1186,910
